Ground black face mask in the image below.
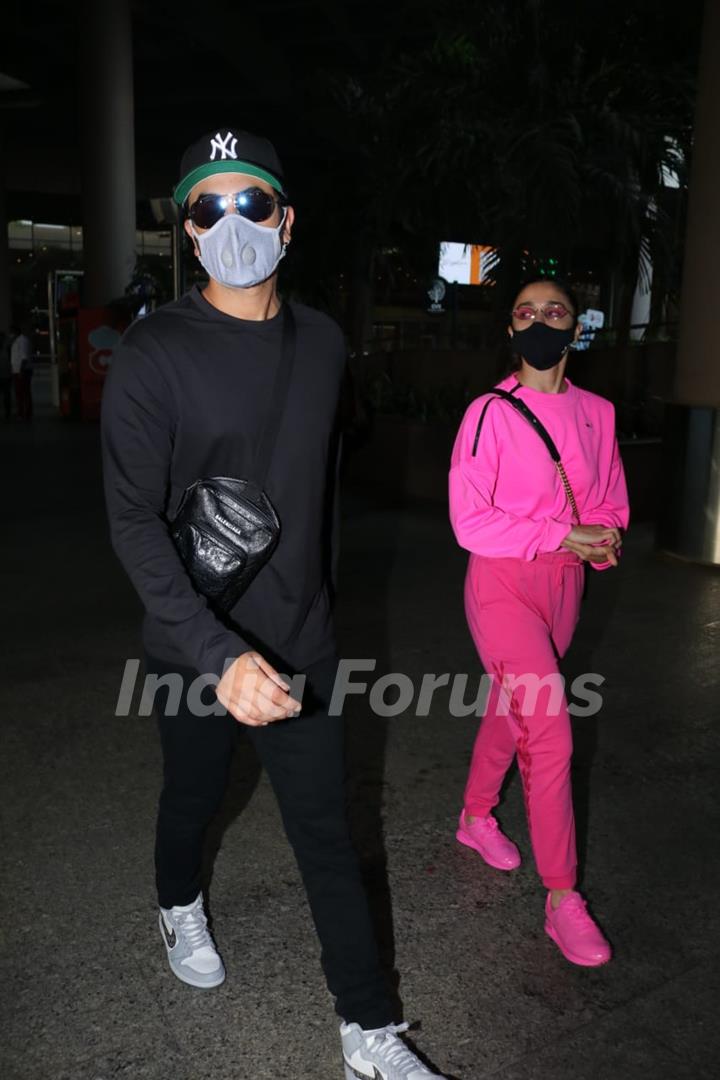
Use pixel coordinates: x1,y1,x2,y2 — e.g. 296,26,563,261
511,322,576,371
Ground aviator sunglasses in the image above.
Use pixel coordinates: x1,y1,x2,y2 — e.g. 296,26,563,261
188,187,288,230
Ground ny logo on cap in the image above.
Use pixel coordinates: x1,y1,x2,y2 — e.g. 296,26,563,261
209,131,238,161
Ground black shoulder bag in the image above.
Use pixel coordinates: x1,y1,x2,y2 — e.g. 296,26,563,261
472,383,580,523
170,304,296,612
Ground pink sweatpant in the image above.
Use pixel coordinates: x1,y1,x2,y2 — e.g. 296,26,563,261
463,550,585,890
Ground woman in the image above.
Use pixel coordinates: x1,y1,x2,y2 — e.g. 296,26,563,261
448,278,629,966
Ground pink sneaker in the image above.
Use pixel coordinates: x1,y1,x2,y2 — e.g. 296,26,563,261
455,810,521,870
544,891,612,967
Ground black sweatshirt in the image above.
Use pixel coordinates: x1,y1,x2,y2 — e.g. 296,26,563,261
101,286,344,677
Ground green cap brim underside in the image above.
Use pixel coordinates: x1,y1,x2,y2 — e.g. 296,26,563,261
174,161,285,205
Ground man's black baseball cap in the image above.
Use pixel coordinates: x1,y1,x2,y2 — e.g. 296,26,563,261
174,128,286,205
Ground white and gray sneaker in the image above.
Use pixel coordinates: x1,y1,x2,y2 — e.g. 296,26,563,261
158,893,226,989
341,1021,446,1080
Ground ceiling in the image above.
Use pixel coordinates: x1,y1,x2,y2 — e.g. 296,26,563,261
1,0,434,218
1,0,705,227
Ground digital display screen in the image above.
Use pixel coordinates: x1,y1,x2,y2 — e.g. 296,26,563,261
438,242,499,285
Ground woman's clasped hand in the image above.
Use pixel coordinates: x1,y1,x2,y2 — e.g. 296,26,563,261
561,523,623,565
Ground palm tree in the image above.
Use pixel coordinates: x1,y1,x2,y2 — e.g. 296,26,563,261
284,0,700,349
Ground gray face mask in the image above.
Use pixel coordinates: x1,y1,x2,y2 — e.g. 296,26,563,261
191,210,287,289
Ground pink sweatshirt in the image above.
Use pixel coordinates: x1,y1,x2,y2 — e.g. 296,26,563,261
449,375,630,567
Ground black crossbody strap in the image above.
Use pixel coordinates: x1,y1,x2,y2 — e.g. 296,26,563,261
255,303,296,489
471,382,580,523
471,382,522,456
489,387,562,461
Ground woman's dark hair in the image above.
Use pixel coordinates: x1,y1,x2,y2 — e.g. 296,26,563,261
506,277,580,372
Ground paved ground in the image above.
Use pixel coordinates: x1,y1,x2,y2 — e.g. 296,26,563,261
1,413,719,1080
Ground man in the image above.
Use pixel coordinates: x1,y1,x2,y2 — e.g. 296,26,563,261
10,323,33,421
101,128,447,1080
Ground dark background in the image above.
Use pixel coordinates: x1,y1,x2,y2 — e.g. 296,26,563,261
2,0,704,338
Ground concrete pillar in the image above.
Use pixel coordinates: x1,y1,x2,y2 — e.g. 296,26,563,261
0,125,10,333
79,0,136,307
673,0,720,406
658,0,720,563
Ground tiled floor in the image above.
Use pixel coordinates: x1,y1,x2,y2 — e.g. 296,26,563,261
1,416,718,1079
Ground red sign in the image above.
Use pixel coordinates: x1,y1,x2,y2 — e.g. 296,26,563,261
76,308,129,420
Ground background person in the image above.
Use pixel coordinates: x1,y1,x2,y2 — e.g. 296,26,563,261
449,278,630,967
0,331,12,420
10,322,34,421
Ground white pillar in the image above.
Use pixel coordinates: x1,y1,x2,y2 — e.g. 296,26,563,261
80,0,136,307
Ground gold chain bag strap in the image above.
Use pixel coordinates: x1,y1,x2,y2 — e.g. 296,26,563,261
471,385,580,524
554,460,580,523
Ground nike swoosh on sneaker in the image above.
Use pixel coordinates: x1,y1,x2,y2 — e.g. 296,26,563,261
344,1060,383,1080
160,915,177,949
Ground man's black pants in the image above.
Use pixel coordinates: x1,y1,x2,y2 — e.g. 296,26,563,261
146,652,394,1030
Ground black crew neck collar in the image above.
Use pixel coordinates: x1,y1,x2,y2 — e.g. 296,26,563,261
188,284,284,328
